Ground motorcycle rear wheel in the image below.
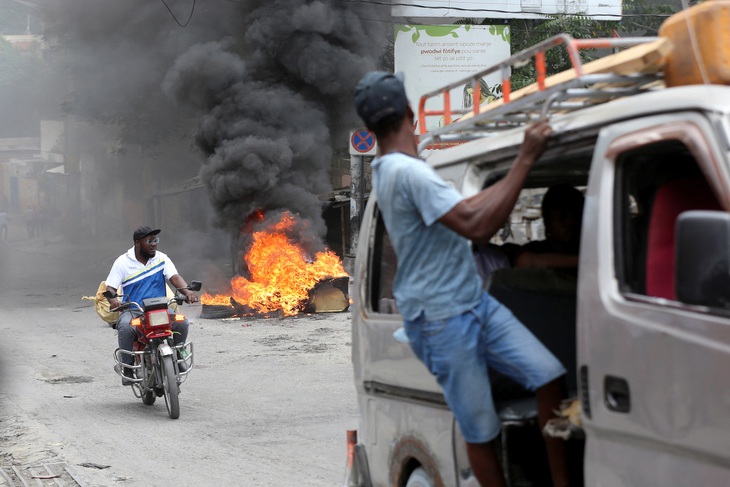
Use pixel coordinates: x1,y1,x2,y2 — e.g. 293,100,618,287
161,354,180,419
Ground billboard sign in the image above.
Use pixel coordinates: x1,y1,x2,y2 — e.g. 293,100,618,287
392,0,621,21
394,24,511,132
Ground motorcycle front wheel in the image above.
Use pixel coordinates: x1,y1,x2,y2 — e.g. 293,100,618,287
140,356,156,405
161,354,180,419
142,388,156,405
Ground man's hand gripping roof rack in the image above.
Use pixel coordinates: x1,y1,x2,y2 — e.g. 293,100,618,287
417,34,666,152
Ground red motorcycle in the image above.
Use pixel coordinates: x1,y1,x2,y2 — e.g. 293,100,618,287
105,281,201,419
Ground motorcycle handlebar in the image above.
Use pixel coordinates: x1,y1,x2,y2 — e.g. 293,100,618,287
110,297,180,313
109,301,143,314
105,280,202,312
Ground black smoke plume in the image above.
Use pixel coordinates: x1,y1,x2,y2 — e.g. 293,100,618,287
39,0,389,276
163,1,389,248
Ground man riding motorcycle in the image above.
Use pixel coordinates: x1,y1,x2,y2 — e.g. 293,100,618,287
105,226,199,385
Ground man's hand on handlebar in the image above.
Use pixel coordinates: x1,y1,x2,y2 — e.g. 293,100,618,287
108,297,122,311
169,276,201,305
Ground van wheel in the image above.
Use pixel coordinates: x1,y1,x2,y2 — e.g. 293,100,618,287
405,467,434,487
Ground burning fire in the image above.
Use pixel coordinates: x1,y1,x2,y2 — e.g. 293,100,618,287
202,212,348,316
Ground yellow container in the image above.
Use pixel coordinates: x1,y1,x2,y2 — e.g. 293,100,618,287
659,0,730,87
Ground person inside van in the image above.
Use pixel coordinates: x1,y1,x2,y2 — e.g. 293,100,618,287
515,183,584,271
354,71,570,487
474,184,584,286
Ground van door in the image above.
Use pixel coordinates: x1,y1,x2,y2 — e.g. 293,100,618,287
579,112,730,485
352,197,464,486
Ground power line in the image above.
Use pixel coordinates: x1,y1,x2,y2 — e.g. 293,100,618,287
160,0,196,27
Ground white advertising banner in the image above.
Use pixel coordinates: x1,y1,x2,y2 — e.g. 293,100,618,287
392,0,621,21
394,25,511,132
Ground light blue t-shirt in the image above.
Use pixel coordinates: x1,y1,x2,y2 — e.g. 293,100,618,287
372,152,483,321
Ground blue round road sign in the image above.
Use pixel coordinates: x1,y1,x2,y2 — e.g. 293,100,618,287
351,130,375,153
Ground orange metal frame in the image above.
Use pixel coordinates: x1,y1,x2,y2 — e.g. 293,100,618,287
417,35,639,135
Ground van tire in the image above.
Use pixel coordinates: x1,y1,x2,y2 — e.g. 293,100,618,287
405,467,434,487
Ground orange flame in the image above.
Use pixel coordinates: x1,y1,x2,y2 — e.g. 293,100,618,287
201,212,348,316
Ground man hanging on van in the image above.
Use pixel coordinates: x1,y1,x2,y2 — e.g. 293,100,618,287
354,71,570,487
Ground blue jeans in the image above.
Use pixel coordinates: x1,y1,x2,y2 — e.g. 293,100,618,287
116,308,189,365
404,292,565,443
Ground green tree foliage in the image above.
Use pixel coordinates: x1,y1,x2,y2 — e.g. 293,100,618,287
620,0,680,35
509,0,679,89
509,16,614,90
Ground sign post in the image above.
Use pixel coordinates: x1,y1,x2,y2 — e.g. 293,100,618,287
349,129,377,256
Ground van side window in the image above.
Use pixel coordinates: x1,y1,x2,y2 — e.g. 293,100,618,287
369,209,398,314
614,141,722,299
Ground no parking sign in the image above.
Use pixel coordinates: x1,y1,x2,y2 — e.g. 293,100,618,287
349,129,377,156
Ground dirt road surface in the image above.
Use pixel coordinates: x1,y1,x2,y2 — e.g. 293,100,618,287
0,223,359,486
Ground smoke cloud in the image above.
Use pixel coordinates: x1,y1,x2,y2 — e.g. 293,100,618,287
39,0,389,267
19,0,393,295
163,1,390,240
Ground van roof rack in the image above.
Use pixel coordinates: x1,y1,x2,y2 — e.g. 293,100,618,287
417,34,668,152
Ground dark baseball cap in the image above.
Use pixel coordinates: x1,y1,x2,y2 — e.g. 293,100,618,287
354,71,409,129
133,226,161,241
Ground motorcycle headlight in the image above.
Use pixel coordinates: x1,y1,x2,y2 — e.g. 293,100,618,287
147,310,170,326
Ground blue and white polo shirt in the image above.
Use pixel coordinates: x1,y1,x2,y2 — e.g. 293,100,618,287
105,248,179,305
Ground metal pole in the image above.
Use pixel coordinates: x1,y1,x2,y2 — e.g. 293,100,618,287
349,154,362,257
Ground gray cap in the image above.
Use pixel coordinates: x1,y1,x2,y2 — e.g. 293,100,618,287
354,71,408,129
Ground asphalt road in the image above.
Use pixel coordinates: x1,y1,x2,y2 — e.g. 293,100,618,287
0,225,358,486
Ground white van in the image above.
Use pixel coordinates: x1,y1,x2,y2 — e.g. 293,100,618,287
348,5,730,486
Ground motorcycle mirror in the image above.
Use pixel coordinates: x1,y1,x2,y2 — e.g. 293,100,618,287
103,290,116,300
188,281,202,292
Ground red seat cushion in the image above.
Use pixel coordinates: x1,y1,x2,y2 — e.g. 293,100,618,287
646,178,721,299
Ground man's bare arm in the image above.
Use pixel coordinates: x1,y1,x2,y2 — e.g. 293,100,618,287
170,274,199,304
439,120,552,244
